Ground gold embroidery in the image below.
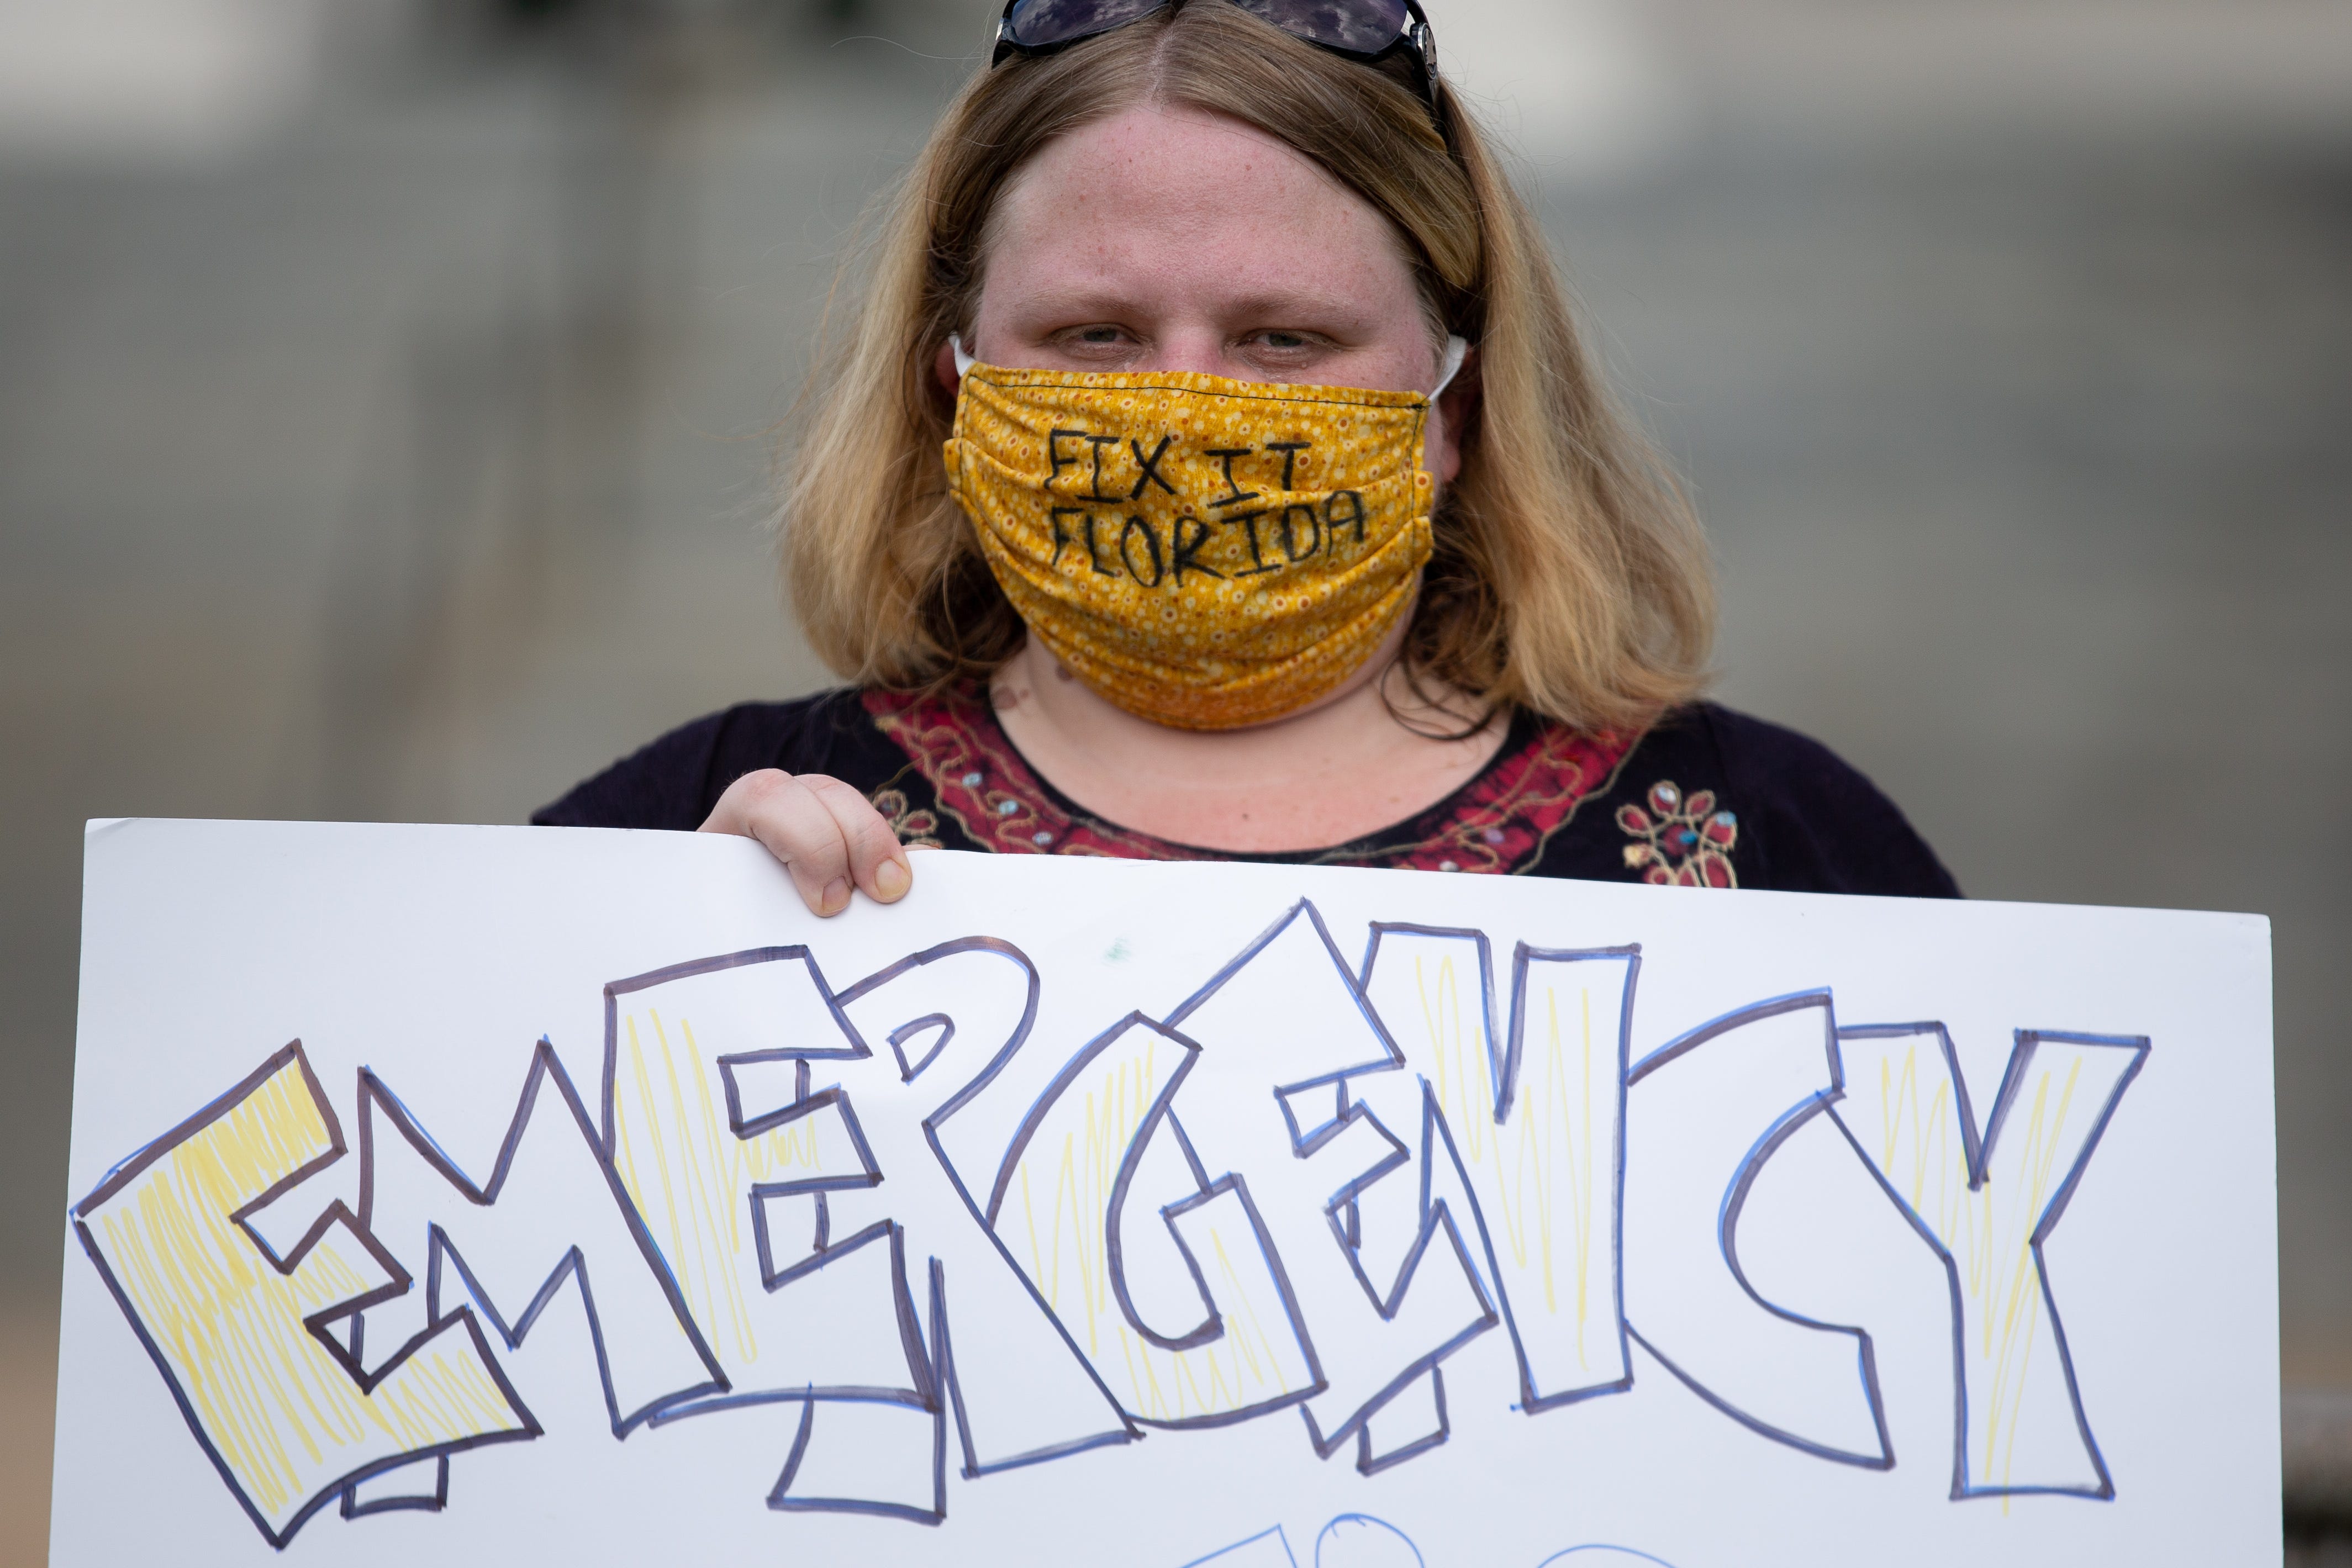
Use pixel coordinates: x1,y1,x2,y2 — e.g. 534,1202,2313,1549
869,787,942,851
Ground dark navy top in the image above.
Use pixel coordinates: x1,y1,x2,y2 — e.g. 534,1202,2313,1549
535,684,1958,899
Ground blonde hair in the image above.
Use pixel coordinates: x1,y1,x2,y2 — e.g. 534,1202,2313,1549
780,2,1713,732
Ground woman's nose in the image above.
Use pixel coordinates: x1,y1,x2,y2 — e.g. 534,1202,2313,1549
1138,330,1243,380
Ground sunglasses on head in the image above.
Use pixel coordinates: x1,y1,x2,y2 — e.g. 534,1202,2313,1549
990,0,1440,109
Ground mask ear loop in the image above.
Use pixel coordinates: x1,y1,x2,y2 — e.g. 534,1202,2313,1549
1432,335,1469,398
951,332,1468,390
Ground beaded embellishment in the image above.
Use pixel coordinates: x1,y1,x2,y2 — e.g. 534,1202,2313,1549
1618,780,1739,889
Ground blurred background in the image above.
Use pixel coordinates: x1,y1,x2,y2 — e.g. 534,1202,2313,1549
1,0,2346,1560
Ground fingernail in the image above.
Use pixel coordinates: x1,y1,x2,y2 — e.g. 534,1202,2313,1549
874,859,910,901
821,878,850,914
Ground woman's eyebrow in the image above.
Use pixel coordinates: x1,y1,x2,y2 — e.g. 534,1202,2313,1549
1006,277,1373,317
1216,295,1379,328
1008,284,1379,325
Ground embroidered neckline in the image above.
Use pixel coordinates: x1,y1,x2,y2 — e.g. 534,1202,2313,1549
861,683,1638,874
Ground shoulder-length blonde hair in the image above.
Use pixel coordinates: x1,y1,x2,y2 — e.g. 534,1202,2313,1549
781,1,1713,732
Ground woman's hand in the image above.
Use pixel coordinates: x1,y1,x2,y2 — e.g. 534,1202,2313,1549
698,769,913,916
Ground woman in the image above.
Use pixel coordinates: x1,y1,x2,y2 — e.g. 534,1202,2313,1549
536,0,1958,913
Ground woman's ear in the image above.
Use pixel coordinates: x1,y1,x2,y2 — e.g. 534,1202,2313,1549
934,339,963,399
1428,346,1478,486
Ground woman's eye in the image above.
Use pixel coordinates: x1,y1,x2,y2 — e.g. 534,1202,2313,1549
1074,326,1125,344
1257,332,1310,350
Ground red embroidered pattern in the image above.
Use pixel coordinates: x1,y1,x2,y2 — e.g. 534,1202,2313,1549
862,685,1636,874
1617,780,1739,888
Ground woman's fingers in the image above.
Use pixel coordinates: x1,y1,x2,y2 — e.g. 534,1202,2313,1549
697,769,913,916
805,774,915,906
699,770,847,912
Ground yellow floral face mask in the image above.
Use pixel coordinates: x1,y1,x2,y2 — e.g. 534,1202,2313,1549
943,339,1466,731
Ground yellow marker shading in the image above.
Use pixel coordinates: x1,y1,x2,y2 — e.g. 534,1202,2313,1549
1842,1026,2146,1500
609,1006,848,1372
1001,1018,1311,1424
75,1044,535,1546
1367,935,1635,1406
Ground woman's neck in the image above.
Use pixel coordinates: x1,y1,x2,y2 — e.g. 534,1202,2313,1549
986,633,1508,854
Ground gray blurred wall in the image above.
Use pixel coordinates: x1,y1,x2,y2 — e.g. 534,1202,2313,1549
1,1,2347,1560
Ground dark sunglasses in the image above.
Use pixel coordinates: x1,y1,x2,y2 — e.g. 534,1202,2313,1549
991,0,1440,109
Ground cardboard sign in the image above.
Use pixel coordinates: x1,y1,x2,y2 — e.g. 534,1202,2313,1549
51,819,2278,1565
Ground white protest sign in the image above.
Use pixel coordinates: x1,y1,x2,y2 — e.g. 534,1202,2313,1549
52,820,2277,1565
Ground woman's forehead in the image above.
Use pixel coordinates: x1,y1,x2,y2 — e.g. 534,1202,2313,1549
987,105,1416,310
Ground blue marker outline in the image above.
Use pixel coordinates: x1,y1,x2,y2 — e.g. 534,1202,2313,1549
1356,926,1641,1417
1826,1022,2149,1501
352,1037,728,1439
1624,990,1896,1471
70,1042,545,1551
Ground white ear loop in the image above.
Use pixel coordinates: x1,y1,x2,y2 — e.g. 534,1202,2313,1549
1433,334,1469,398
950,331,1469,392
